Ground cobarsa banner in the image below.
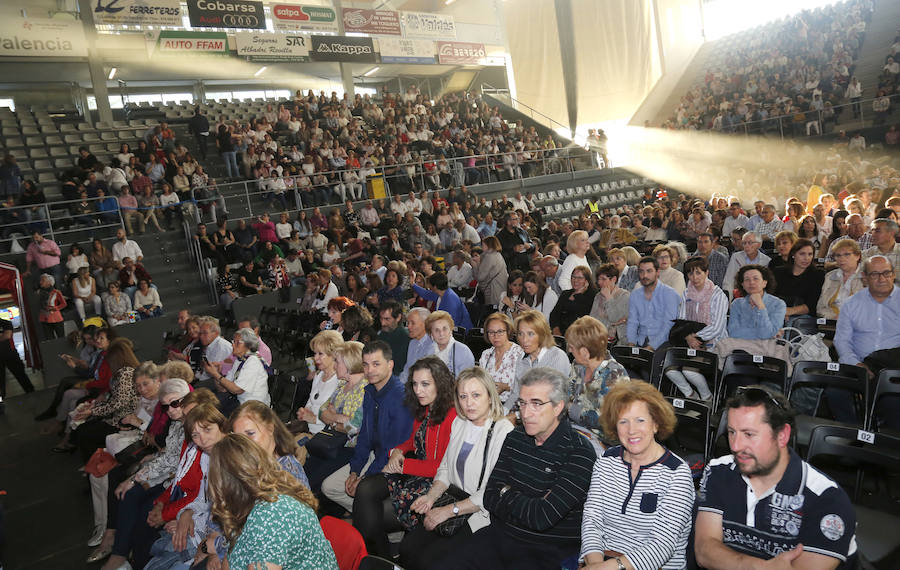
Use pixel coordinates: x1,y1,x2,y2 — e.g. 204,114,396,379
93,0,183,27
310,35,376,63
235,31,310,62
0,18,87,58
186,0,265,29
271,4,338,33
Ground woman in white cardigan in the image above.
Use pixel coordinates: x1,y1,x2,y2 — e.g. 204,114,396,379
399,367,514,570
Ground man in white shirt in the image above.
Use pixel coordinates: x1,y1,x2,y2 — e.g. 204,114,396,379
111,228,143,267
195,316,234,389
447,250,474,288
390,194,408,217
722,232,771,296
752,204,785,242
405,191,423,216
458,219,481,245
722,202,751,236
360,201,380,231
510,192,528,212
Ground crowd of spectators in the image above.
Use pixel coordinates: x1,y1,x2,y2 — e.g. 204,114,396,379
665,0,877,135
27,120,899,568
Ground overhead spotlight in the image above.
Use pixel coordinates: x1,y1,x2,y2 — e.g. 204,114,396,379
445,0,456,4
363,67,380,77
254,66,267,77
108,67,117,80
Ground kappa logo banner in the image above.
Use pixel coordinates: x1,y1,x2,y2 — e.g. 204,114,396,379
0,18,88,58
436,41,485,65
93,0,183,27
310,35,376,63
271,4,338,33
186,0,265,29
341,8,401,36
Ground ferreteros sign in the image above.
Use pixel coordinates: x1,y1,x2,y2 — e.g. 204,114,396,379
93,0,183,27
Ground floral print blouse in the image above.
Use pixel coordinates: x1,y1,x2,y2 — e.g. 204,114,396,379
478,343,525,404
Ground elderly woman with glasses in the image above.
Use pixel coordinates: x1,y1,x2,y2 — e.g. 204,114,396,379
478,313,525,407
426,310,475,377
580,381,694,570
816,238,864,319
508,310,570,413
202,327,270,415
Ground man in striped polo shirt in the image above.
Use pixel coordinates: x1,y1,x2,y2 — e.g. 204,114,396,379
436,367,596,569
695,386,857,569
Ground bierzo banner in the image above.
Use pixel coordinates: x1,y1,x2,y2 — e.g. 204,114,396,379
400,11,456,39
436,41,485,65
0,18,87,58
146,30,229,57
235,31,310,62
186,0,265,29
271,4,338,33
93,0,183,27
310,35,376,63
341,8,401,36
378,38,434,64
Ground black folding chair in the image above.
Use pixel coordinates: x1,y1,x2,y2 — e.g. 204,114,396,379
788,361,870,449
718,352,789,411
453,326,467,343
465,328,491,360
806,425,900,568
655,347,719,402
553,335,567,352
664,395,712,464
868,369,900,433
611,345,655,381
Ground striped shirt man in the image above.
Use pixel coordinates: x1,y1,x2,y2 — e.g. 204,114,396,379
581,446,695,569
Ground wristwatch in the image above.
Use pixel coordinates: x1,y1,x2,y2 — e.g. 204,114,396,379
614,557,626,570
452,502,460,515
499,484,511,496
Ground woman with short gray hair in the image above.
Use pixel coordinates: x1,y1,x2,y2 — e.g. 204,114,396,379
202,327,270,414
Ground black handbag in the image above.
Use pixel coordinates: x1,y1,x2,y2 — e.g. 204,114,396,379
115,440,156,467
430,421,496,537
306,426,349,459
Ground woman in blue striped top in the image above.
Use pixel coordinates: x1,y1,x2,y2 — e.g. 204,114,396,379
580,381,695,570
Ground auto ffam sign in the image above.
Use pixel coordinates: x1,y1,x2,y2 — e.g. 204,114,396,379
147,31,229,56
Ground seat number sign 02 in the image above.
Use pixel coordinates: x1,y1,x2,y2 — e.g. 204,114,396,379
186,0,265,29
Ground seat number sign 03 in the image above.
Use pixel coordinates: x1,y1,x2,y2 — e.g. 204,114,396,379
187,0,265,29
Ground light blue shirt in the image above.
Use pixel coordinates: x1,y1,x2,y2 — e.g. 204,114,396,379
726,293,786,340
834,287,900,364
401,334,435,382
626,282,682,349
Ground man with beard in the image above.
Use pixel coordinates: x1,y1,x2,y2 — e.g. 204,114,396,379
695,386,857,570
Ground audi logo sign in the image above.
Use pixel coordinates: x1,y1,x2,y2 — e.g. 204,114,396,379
186,0,265,29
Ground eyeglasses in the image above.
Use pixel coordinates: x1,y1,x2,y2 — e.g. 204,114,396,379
571,274,586,280
486,329,508,337
866,270,895,280
516,399,553,412
735,386,784,410
161,397,184,412
833,252,856,258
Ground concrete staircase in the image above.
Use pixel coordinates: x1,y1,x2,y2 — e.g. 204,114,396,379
851,0,900,100
137,228,213,312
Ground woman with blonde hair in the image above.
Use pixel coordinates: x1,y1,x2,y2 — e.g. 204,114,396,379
608,247,639,291
400,367,515,569
426,310,475,376
558,230,590,291
209,434,338,569
508,310,570,412
652,244,685,295
303,341,368,491
478,313,524,406
295,330,342,434
816,238,864,319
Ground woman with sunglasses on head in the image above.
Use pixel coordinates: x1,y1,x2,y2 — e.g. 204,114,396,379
478,313,524,409
87,384,216,565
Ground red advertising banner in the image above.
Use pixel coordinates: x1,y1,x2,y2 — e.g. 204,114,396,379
436,41,485,65
341,8,401,36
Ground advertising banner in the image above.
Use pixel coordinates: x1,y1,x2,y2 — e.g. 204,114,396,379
0,18,87,58
400,11,456,39
235,31,310,62
310,35,376,63
93,0,183,27
271,4,338,33
436,41,485,65
186,0,265,29
378,38,434,64
147,30,229,57
341,8,401,36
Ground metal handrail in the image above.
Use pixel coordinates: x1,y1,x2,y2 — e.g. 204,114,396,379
675,93,900,138
480,83,572,137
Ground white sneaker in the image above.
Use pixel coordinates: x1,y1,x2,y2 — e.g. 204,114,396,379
87,525,104,547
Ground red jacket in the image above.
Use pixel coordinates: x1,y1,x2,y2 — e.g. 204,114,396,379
154,441,205,521
393,407,457,478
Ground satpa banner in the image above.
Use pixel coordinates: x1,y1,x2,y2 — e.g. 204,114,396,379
400,11,456,39
186,0,265,29
0,18,87,58
271,4,338,33
436,41,485,65
310,35,376,63
147,30,229,57
378,38,434,64
93,0,183,27
341,8,401,36
235,31,310,62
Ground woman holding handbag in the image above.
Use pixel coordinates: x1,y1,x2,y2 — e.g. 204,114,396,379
399,367,514,570
352,356,458,559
